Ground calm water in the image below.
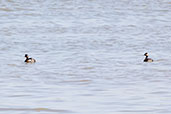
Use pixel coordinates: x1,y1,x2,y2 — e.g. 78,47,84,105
0,0,171,114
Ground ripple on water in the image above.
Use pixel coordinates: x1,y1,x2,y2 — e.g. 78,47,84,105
0,108,73,113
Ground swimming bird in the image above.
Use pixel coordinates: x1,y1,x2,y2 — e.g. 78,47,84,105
144,53,153,62
24,54,36,63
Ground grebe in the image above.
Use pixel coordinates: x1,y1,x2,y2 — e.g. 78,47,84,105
24,54,36,63
144,53,153,62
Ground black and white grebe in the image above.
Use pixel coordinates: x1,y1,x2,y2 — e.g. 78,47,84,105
24,54,36,63
144,53,153,62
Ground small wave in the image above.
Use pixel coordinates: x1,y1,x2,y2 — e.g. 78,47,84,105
0,108,73,113
155,59,167,62
0,8,13,12
82,67,94,70
7,64,17,66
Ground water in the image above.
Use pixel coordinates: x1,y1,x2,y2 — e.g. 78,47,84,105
0,0,171,113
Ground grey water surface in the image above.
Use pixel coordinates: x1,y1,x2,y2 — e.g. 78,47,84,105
0,0,171,114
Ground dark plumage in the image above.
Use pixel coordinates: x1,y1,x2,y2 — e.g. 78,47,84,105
24,54,36,63
144,53,153,62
